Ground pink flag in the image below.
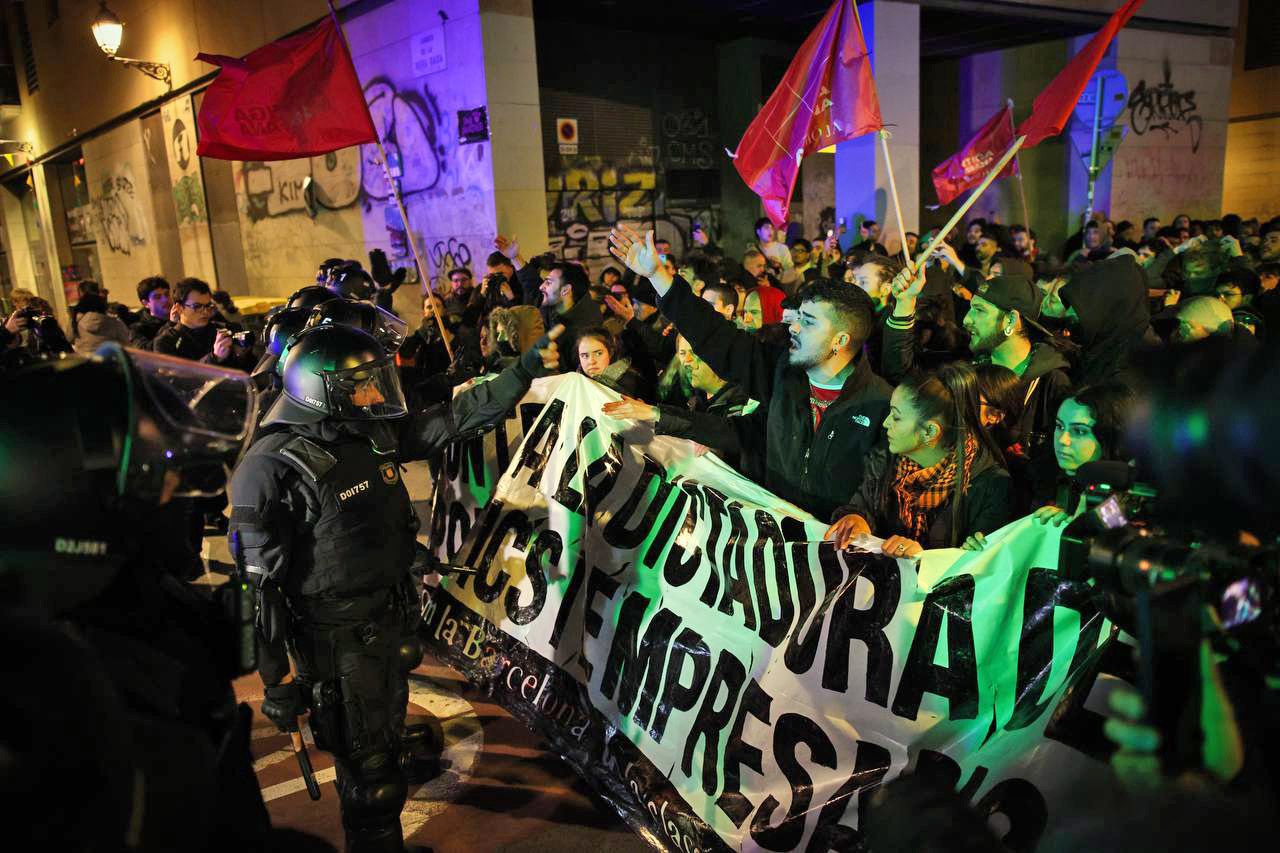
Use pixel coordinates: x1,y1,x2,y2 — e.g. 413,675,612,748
732,0,882,228
931,104,1018,206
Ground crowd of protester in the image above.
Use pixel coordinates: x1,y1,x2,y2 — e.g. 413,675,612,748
2,202,1278,845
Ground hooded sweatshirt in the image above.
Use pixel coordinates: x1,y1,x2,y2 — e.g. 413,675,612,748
1059,254,1154,388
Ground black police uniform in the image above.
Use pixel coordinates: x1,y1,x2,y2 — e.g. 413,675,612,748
230,327,549,852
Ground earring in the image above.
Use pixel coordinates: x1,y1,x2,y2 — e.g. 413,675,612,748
1003,326,1014,337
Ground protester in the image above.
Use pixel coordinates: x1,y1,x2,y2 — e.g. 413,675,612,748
610,224,890,521
1030,383,1134,524
1173,295,1236,344
575,326,650,399
825,362,1011,556
752,218,799,289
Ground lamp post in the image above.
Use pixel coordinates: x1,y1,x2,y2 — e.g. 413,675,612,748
91,2,171,88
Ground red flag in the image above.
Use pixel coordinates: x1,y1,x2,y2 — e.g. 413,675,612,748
195,17,376,161
931,105,1018,206
1017,0,1145,148
732,0,882,228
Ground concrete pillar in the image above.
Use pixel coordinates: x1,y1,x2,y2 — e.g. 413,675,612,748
834,0,919,256
481,0,548,255
27,166,66,317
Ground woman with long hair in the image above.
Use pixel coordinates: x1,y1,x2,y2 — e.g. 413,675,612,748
1031,383,1135,526
576,326,651,400
826,362,1013,557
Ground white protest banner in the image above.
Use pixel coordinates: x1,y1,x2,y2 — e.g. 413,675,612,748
424,374,1126,851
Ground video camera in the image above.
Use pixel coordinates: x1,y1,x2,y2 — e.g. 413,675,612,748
1055,340,1280,774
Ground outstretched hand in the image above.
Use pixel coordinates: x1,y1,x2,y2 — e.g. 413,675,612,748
601,396,657,421
604,294,635,324
609,224,663,282
534,324,565,372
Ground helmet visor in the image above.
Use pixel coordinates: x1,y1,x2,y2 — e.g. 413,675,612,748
115,347,258,496
371,305,408,351
322,356,407,420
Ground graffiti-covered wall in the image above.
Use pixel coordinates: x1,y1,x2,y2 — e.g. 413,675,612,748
229,0,498,305
1109,30,1234,222
536,24,722,279
81,122,164,292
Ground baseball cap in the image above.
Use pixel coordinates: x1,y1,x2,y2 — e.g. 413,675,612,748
973,275,1042,321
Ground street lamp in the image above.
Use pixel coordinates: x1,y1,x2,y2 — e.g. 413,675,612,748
91,2,171,88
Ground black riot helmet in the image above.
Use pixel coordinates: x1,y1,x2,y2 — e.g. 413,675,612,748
327,263,376,301
303,297,408,352
286,284,337,312
317,257,347,284
0,345,256,610
250,305,312,381
261,324,407,427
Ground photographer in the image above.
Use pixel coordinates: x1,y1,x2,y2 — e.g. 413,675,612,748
152,277,255,370
2,296,73,370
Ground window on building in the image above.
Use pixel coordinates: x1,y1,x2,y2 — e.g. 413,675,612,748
13,2,38,94
1244,0,1280,71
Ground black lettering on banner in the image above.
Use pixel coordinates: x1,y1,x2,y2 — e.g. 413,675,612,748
821,553,901,706
804,739,891,852
1007,569,1106,731
975,778,1048,853
506,529,559,625
472,510,531,603
549,548,587,649
697,486,731,607
455,499,506,588
517,401,545,435
657,484,702,587
716,501,756,630
460,433,486,486
600,591,681,724
650,626,711,743
584,433,626,518
751,511,795,648
580,567,621,681
604,452,679,550
511,399,565,488
1043,628,1131,762
681,650,748,796
715,679,773,827
891,574,979,721
784,542,847,676
492,416,510,474
446,501,470,558
750,714,838,851
552,417,595,514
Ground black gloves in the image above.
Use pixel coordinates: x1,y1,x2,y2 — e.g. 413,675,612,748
261,681,307,732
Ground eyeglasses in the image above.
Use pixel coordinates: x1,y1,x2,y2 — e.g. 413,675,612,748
184,301,216,312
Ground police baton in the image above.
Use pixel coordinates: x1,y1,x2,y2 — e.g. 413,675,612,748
290,725,322,801
281,673,322,801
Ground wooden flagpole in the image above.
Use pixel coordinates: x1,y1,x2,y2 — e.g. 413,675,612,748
1008,99,1031,230
916,135,1027,268
877,130,915,274
325,0,453,361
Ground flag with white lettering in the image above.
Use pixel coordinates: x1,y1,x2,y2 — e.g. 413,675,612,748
931,104,1019,207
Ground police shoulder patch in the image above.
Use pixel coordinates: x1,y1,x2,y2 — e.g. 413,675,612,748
380,461,400,485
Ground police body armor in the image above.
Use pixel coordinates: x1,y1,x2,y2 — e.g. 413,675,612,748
247,432,416,599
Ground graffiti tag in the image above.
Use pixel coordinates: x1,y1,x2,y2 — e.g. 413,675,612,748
1127,62,1202,153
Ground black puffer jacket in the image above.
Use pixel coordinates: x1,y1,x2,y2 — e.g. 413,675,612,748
832,447,1013,549
658,276,891,520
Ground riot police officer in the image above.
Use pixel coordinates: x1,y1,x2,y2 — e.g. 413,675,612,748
0,345,330,851
229,321,561,852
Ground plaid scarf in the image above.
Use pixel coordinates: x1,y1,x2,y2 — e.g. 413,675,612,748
892,433,978,540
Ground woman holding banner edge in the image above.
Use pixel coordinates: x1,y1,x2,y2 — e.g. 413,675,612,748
825,361,1013,558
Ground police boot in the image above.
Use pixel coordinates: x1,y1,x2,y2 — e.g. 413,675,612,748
344,819,404,853
400,722,442,784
